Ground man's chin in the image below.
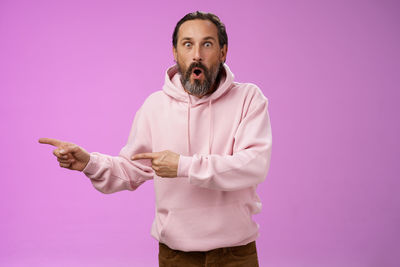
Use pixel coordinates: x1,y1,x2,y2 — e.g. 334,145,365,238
189,80,206,89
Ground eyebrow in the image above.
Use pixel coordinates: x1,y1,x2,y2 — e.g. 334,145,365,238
203,36,216,41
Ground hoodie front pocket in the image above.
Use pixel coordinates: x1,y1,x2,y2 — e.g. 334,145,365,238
159,202,257,250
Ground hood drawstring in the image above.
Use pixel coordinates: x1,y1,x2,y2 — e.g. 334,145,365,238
187,97,191,155
208,99,213,154
186,97,214,156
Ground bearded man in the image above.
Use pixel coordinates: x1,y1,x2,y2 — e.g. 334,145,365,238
39,11,272,267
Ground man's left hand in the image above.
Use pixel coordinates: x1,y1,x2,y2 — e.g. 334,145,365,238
131,150,180,178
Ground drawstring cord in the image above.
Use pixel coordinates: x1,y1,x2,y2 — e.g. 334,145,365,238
208,99,213,154
186,97,213,156
187,96,191,155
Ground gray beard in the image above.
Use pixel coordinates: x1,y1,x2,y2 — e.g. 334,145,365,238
182,76,213,97
179,64,221,97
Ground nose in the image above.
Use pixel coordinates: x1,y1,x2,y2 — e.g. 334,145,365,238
193,45,202,62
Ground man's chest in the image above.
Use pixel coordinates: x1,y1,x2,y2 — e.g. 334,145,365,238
148,100,244,156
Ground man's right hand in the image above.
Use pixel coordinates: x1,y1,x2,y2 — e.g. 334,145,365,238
38,138,90,171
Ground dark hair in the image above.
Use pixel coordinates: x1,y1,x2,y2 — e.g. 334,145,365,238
172,11,228,49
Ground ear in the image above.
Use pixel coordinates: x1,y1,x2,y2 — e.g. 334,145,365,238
220,44,228,63
172,46,177,62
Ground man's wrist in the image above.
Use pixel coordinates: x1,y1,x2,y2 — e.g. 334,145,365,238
177,155,192,177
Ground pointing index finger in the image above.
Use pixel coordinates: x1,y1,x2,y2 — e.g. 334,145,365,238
38,138,63,147
131,152,157,160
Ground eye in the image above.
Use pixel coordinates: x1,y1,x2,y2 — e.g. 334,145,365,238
184,42,192,48
204,42,212,47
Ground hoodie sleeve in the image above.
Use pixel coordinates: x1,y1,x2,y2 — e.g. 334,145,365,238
177,96,272,191
82,107,155,194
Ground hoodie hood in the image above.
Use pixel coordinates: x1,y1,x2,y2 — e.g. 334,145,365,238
162,63,235,155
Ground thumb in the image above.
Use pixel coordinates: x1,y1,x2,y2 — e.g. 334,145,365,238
59,145,80,155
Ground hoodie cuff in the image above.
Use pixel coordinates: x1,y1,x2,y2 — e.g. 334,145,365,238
82,153,99,177
177,155,192,177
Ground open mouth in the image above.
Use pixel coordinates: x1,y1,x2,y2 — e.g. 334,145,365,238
192,68,203,78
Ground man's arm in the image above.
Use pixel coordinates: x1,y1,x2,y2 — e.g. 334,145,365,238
177,97,272,191
39,107,155,194
132,95,272,191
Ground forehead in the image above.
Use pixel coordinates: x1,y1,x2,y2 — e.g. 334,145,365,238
177,19,218,40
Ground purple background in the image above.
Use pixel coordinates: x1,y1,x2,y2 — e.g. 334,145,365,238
1,0,399,266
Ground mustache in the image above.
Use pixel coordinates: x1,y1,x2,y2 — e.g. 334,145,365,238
187,62,208,74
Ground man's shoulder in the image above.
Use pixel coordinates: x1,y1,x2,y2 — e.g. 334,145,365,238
141,90,166,108
231,82,268,103
232,81,261,91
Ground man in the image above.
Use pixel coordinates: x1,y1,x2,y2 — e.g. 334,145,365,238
39,11,272,267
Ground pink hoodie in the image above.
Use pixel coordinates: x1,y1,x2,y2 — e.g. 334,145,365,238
83,63,272,252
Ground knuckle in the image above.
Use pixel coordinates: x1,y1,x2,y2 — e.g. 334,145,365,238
59,162,70,168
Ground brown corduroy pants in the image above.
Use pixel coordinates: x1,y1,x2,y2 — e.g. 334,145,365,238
158,241,259,267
